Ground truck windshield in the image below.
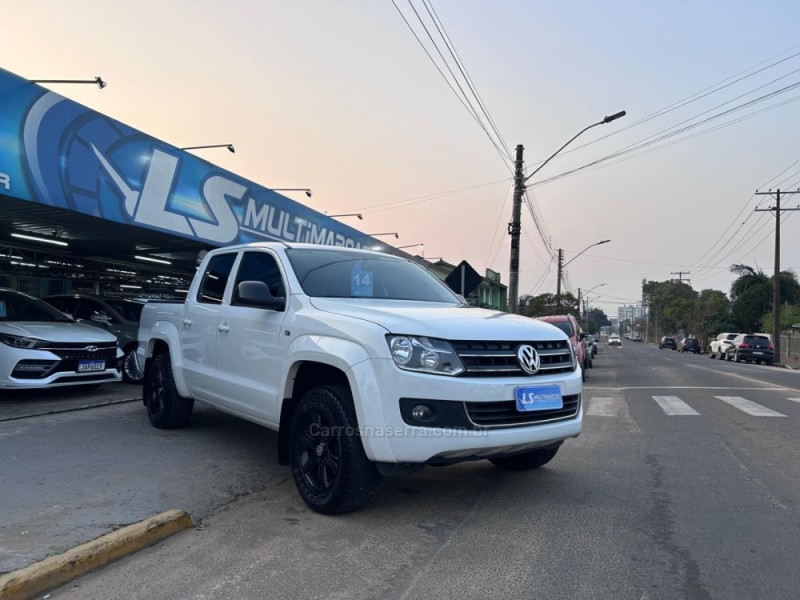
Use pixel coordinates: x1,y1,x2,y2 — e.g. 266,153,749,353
286,249,461,302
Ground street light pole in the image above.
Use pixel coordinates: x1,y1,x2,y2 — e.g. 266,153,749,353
556,240,611,306
507,110,626,314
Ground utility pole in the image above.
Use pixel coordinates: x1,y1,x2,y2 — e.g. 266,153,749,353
506,111,626,315
507,145,525,314
556,249,564,306
755,188,800,364
670,271,690,284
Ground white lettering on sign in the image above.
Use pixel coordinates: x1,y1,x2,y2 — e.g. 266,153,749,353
0,172,9,190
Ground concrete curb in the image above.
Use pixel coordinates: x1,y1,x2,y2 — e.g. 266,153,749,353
0,509,192,600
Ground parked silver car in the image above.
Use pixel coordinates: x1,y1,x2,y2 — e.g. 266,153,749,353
44,294,145,383
0,288,122,389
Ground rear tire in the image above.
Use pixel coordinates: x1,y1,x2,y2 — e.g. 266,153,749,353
289,385,381,515
734,351,742,363
718,351,725,360
145,353,194,428
490,447,559,471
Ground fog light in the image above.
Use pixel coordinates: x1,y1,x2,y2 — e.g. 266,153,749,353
420,350,439,369
411,404,436,423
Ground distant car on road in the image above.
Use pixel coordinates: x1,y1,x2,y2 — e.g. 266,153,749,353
724,334,774,365
658,336,677,350
678,338,701,354
608,334,622,346
0,288,122,389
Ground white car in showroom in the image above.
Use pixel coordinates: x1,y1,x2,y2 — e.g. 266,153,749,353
0,288,123,389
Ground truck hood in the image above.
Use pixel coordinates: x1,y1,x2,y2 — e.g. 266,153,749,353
0,321,118,343
308,299,568,341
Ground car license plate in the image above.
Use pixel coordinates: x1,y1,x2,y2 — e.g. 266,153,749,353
515,385,563,412
78,360,105,372
753,351,763,355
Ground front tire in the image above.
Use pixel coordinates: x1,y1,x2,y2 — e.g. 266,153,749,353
734,351,742,363
490,446,559,471
289,385,381,515
145,353,194,428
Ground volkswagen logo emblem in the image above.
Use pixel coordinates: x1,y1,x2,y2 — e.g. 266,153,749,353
84,346,99,352
517,344,540,375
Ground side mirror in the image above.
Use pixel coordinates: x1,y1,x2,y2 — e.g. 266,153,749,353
90,313,111,325
236,281,286,311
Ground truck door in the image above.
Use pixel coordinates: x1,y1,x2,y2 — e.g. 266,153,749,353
214,250,286,425
216,250,286,425
181,252,237,400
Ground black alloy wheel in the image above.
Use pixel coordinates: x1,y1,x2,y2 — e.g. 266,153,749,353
289,385,381,514
122,348,144,384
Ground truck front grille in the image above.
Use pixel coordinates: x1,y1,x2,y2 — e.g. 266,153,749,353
466,394,581,427
451,339,573,377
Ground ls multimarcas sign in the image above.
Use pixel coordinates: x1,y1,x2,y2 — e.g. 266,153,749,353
0,67,374,250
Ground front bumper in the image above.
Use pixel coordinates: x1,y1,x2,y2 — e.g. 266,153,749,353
349,358,583,464
0,346,123,389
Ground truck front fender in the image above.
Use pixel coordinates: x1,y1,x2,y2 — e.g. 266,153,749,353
143,321,191,399
282,335,394,462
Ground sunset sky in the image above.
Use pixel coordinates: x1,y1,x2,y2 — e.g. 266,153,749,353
3,1,800,316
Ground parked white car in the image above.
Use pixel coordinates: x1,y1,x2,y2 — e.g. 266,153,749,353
0,288,123,389
709,332,741,360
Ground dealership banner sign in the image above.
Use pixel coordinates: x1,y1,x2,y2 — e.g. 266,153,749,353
0,67,373,249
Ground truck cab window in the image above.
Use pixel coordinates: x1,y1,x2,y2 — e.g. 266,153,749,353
234,251,286,301
197,253,236,304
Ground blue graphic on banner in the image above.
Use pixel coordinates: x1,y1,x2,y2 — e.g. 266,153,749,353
0,67,375,251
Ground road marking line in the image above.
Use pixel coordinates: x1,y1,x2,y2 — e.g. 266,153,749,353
714,396,787,417
652,396,700,415
788,398,800,404
587,397,626,417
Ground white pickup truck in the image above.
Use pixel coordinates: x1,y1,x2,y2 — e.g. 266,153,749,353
137,243,583,514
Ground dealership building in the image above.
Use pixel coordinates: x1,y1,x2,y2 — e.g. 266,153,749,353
0,67,506,309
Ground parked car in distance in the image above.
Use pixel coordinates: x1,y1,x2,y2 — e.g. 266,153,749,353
709,332,741,360
632,333,642,342
678,338,701,354
44,294,146,383
0,288,122,389
658,336,677,350
536,314,590,379
608,334,622,346
587,334,598,358
724,334,774,365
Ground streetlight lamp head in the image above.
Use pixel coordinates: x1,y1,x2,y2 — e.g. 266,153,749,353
305,189,312,198
602,110,626,124
599,239,611,245
95,77,107,89
226,144,235,153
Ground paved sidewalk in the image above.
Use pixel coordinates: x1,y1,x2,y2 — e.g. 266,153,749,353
0,383,141,421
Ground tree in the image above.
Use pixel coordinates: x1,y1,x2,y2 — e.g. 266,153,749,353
760,304,800,333
585,307,610,334
522,292,579,318
729,264,800,332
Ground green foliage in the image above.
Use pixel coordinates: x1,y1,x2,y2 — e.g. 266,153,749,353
522,292,579,318
728,265,799,332
760,304,800,333
585,307,610,333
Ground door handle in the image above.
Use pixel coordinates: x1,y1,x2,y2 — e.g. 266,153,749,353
181,318,192,327
218,324,231,333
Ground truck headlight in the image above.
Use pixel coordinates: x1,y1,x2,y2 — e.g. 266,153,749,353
386,335,465,376
0,334,49,349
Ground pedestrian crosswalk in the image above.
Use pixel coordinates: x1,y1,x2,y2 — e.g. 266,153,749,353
587,393,797,418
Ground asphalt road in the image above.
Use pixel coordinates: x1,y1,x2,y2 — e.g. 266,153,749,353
3,343,799,599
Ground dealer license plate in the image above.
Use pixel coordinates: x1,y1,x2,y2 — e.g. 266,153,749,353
515,385,563,412
78,360,105,372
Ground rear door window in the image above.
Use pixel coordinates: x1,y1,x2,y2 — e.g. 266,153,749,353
197,253,237,305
